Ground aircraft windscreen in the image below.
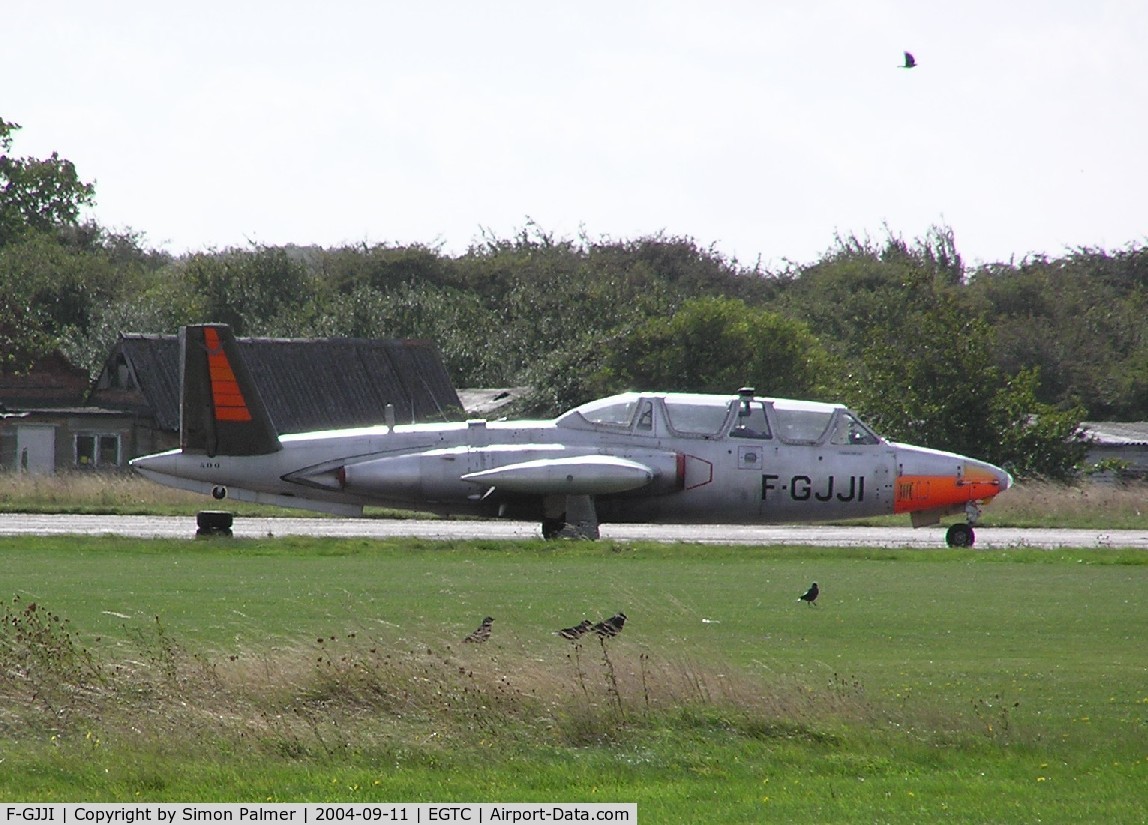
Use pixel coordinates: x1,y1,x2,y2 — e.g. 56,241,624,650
828,412,882,446
663,397,730,436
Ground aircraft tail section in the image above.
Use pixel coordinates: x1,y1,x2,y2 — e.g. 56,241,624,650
180,324,281,456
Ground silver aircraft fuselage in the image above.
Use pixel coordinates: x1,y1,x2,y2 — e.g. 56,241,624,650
132,329,1012,547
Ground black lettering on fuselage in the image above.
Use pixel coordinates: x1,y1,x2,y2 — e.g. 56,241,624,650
762,474,865,504
761,474,780,498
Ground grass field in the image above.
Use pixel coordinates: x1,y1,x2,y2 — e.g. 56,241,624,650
1,534,1145,822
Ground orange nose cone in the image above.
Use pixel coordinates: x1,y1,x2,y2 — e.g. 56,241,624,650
893,450,1013,515
965,460,1012,499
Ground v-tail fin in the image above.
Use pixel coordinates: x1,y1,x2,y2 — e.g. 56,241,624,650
180,324,281,456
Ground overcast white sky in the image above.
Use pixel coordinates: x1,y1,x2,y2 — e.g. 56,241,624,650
5,1,1146,268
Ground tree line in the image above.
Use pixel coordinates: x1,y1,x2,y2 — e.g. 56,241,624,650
7,118,1146,481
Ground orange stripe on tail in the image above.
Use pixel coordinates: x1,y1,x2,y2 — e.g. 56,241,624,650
203,327,253,423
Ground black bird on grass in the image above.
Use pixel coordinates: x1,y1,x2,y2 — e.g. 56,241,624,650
591,612,627,638
463,616,493,643
798,582,819,606
556,619,593,640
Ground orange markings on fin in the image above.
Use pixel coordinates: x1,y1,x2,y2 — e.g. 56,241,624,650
203,327,253,423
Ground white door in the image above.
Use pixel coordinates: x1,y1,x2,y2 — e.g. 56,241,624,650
16,424,57,474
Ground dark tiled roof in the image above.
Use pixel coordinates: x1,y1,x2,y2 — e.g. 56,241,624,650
117,335,180,429
105,333,462,434
1082,422,1148,447
0,352,90,407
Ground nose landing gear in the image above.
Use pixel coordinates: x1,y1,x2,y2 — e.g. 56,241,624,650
945,501,984,547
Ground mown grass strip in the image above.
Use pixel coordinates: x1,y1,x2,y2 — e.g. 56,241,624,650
0,536,1144,822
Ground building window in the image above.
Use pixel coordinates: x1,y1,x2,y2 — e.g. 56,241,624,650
75,433,121,469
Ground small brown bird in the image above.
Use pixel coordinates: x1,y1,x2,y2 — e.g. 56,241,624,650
556,619,593,640
591,612,627,638
463,616,493,643
798,582,819,606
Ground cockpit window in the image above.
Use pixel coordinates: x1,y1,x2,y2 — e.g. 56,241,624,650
828,412,882,446
728,399,772,440
571,396,639,429
773,407,834,444
635,400,654,432
663,396,730,436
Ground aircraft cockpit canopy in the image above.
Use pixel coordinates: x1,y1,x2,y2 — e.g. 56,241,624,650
557,392,884,445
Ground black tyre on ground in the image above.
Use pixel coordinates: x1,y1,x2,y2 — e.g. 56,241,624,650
945,522,975,548
196,510,234,537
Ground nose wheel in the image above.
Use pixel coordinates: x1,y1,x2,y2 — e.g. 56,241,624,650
945,522,976,548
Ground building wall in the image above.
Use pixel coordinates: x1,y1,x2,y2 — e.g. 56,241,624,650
0,412,153,474
1085,444,1148,479
0,421,56,473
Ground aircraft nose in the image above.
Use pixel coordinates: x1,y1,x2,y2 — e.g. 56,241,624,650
972,458,1012,496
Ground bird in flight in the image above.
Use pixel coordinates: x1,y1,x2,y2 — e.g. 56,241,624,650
798,582,820,606
463,616,493,643
901,51,917,69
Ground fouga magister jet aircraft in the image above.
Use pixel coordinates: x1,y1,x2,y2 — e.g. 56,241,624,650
131,324,1013,547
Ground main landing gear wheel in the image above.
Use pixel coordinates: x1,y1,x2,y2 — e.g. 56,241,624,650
541,516,566,540
945,522,975,548
196,510,234,537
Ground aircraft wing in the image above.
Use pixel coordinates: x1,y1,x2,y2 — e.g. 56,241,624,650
460,454,656,495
